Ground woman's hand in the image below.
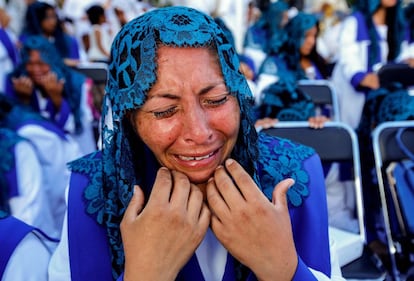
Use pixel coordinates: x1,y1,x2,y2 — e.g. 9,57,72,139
308,115,330,129
360,73,380,90
254,117,278,130
207,159,298,281
38,72,65,110
12,76,34,104
120,168,211,281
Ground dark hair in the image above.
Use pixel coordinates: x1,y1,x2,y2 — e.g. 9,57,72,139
23,1,71,59
405,3,414,43
86,5,105,25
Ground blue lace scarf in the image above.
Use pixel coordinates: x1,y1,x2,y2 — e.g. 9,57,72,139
244,1,289,52
68,6,312,279
268,12,318,79
257,13,318,121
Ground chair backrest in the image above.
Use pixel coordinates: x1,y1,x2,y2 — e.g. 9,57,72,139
74,62,108,84
377,63,414,88
372,120,414,165
371,120,414,279
378,63,414,88
260,121,365,242
297,79,340,121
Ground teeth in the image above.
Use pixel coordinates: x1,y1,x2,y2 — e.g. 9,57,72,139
178,152,213,161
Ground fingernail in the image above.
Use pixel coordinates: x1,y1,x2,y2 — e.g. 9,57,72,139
133,185,139,194
225,158,234,166
287,178,295,188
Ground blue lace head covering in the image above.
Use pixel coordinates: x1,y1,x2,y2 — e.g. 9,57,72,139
12,35,85,133
260,1,289,36
269,12,318,76
245,1,289,52
87,6,258,278
352,0,405,66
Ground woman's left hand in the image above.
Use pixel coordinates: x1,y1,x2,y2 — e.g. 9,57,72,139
39,72,65,109
207,159,298,281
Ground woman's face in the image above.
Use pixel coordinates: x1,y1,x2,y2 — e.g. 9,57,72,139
41,8,57,35
381,0,397,8
26,50,50,84
133,46,240,186
300,25,317,56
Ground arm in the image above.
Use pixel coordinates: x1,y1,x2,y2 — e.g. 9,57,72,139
336,15,375,90
94,27,110,58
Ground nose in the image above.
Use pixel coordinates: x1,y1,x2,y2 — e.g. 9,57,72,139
181,104,213,144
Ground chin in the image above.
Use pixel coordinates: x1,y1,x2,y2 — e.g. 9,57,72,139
185,171,214,185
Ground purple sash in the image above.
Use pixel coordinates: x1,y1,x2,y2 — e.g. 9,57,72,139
0,29,18,66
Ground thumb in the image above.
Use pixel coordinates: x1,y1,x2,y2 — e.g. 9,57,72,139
124,185,145,221
272,178,295,207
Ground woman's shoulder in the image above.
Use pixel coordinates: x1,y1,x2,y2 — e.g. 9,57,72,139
256,132,318,206
68,150,102,177
257,132,316,164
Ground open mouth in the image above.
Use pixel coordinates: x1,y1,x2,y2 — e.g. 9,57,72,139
176,150,217,161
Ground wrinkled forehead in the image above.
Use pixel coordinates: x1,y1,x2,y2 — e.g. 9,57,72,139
105,6,242,119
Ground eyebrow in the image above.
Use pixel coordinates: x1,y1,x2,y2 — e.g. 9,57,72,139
147,82,226,100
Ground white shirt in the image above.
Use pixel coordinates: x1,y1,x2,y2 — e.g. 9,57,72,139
17,124,82,237
9,140,57,238
2,231,55,281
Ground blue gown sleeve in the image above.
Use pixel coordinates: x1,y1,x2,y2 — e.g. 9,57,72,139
290,153,331,278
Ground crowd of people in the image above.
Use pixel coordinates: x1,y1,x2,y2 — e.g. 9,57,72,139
1,0,414,280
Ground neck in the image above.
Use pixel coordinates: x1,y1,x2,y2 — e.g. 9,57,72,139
197,182,207,200
373,7,387,25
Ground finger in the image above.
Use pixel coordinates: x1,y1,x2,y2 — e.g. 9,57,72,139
169,170,191,207
272,178,295,207
147,167,173,205
198,204,211,236
187,184,204,221
206,177,230,219
213,164,245,208
222,159,260,200
123,185,145,221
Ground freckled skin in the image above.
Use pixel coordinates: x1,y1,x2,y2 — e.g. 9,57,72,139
133,46,240,192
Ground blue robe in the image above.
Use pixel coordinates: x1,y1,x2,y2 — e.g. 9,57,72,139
64,133,331,281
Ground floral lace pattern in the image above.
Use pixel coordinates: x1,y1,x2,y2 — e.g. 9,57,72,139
257,133,314,206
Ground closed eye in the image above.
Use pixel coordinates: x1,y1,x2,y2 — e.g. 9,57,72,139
152,106,178,119
203,93,230,107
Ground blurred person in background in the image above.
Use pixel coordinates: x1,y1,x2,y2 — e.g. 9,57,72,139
20,1,81,67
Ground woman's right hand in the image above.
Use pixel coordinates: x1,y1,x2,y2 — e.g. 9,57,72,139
360,73,380,90
12,76,34,104
120,168,211,281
